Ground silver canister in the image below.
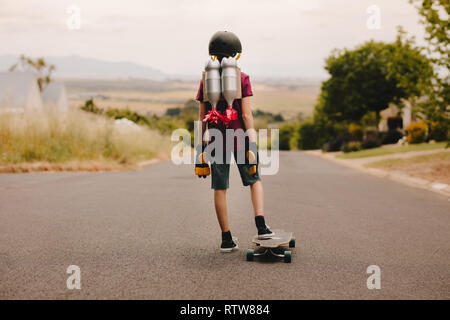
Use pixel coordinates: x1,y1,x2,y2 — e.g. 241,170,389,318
220,57,238,107
204,59,221,109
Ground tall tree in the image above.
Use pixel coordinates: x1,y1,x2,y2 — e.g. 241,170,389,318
409,0,449,69
9,55,56,92
318,39,433,127
387,27,435,112
409,0,449,123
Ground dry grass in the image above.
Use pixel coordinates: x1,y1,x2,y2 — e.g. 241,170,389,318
0,110,173,173
366,151,450,184
69,89,194,114
251,85,319,119
68,80,319,119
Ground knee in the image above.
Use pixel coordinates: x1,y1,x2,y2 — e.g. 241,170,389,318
250,180,262,189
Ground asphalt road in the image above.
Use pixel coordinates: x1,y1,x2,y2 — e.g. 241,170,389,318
0,152,449,299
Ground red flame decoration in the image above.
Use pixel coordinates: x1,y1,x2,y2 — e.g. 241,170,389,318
225,105,238,122
203,109,226,125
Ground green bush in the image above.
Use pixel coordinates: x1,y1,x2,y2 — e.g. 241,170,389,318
278,123,296,150
252,109,284,130
153,117,182,135
429,121,448,142
324,131,351,152
253,109,284,122
406,122,428,144
362,137,381,149
105,108,150,126
361,129,381,149
297,121,319,150
165,107,182,117
381,129,403,144
79,98,187,137
80,98,103,114
341,141,362,153
348,123,363,141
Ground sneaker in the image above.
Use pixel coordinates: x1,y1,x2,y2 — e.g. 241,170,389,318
220,237,239,253
257,226,275,239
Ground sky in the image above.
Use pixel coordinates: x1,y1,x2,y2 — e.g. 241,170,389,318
0,0,429,79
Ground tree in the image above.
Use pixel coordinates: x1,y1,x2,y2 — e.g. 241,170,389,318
409,0,449,125
387,28,435,114
318,39,433,127
320,41,400,125
9,55,56,92
409,0,449,69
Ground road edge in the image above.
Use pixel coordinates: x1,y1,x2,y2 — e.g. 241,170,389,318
304,150,450,198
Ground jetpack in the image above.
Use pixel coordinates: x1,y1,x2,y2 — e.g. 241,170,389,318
202,57,242,125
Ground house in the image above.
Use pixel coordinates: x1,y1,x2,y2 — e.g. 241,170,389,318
379,101,415,131
0,72,43,112
42,82,68,112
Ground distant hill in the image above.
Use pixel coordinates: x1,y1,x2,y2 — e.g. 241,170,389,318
0,55,167,81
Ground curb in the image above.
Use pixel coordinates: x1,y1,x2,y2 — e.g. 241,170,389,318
138,152,173,168
138,158,164,167
304,150,450,198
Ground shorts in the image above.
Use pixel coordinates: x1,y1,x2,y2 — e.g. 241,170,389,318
210,151,261,190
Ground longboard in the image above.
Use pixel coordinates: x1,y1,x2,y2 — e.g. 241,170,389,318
247,229,296,263
252,230,293,248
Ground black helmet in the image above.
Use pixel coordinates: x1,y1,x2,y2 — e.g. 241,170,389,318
208,31,242,58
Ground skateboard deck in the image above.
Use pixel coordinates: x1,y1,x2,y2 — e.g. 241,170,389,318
252,230,293,248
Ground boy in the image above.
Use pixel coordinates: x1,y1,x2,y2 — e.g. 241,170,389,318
195,31,273,252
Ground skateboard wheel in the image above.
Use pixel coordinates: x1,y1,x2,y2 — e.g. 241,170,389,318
246,249,254,261
284,251,292,263
289,237,296,248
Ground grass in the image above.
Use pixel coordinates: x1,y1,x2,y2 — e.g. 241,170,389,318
67,79,320,119
336,142,447,159
365,151,450,168
252,85,319,119
0,110,173,172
